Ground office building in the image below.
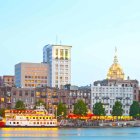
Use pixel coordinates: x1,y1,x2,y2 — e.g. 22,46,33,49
15,62,49,88
43,44,72,89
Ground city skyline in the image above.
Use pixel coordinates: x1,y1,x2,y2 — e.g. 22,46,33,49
1,0,140,86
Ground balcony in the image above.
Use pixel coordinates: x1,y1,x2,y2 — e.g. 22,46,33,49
40,95,47,98
126,103,130,106
116,97,123,100
102,97,110,100
95,96,99,99
52,95,58,98
103,103,109,105
52,102,58,105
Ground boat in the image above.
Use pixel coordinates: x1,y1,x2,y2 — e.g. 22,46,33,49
0,117,5,127
5,105,57,127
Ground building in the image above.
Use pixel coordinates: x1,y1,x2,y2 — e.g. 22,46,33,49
0,86,12,109
94,48,139,101
11,87,35,109
15,62,49,88
67,86,91,113
35,86,59,114
91,84,133,116
3,75,15,87
0,76,3,86
43,44,72,89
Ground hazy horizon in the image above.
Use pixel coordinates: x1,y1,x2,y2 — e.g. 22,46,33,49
1,0,140,86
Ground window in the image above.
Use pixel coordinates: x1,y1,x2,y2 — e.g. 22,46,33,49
25,92,28,96
19,91,22,96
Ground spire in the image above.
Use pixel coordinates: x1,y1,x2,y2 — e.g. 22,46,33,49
114,47,118,64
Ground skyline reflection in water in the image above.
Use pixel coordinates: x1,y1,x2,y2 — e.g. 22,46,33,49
0,127,140,140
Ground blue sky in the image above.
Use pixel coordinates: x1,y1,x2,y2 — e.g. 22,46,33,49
0,0,140,86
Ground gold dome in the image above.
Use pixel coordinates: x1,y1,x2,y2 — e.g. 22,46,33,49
107,48,125,80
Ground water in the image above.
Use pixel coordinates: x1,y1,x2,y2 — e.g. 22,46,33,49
0,127,140,140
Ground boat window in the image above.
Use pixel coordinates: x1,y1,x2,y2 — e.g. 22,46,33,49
17,122,19,124
36,117,38,119
43,117,45,119
33,117,35,119
13,122,15,124
50,122,52,124
40,122,42,124
47,122,49,124
34,122,36,124
37,122,39,124
10,122,11,124
44,122,46,124
46,117,48,119
40,117,42,119
26,117,28,119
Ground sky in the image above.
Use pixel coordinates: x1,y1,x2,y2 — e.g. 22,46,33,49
1,0,140,86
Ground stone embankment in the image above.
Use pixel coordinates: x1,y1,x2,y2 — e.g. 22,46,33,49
59,120,140,128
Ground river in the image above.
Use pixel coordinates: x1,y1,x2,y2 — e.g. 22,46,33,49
0,127,140,140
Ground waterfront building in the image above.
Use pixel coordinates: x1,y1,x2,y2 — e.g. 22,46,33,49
35,86,59,114
0,86,12,109
15,62,49,88
91,84,133,116
11,87,35,109
94,48,139,102
43,44,72,89
3,75,15,87
0,76,3,86
65,85,91,113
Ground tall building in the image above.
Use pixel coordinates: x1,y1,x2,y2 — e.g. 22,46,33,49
43,44,72,89
15,62,49,88
91,84,133,116
3,75,15,87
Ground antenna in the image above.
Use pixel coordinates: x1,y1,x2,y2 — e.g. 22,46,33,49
55,35,58,45
60,40,62,45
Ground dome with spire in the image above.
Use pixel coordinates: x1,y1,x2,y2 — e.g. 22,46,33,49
107,48,125,80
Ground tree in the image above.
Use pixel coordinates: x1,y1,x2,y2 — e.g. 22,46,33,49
34,99,46,109
73,99,87,116
93,102,106,116
0,108,5,118
57,103,67,118
112,101,123,116
15,100,25,110
129,101,140,118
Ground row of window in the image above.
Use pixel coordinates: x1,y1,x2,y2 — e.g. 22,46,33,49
25,76,47,79
10,121,56,125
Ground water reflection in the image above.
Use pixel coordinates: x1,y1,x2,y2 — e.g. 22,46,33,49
1,128,59,137
0,127,140,140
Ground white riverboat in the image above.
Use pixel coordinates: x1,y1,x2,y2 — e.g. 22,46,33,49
5,106,57,127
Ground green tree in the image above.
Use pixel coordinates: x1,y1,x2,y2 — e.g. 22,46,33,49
0,108,5,118
93,102,106,116
73,99,87,116
57,103,67,118
112,101,123,116
129,101,140,118
15,100,25,110
34,99,46,109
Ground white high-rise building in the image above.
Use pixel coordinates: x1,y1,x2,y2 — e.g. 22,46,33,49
91,84,133,116
43,44,72,89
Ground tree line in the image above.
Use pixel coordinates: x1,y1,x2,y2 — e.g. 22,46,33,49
0,99,140,119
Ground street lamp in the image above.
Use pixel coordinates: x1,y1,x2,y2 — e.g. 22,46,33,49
56,106,57,119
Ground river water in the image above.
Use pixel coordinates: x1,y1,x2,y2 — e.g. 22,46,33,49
0,127,140,140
